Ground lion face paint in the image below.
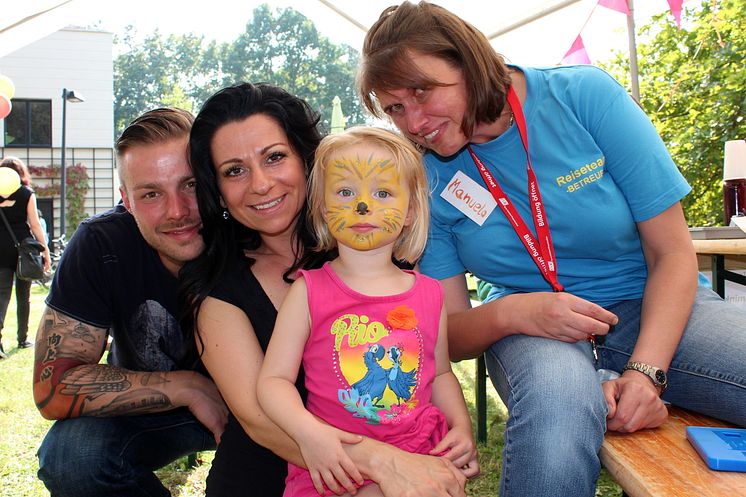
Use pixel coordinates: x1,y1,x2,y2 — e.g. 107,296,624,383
323,145,410,252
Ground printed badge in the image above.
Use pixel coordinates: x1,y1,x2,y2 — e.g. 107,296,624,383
440,170,497,226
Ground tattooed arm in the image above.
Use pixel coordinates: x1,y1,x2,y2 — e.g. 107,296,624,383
32,307,228,442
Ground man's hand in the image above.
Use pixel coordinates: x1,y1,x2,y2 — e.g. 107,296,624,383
171,371,228,444
603,372,668,432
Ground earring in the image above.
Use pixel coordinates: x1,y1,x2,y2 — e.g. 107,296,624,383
222,209,229,220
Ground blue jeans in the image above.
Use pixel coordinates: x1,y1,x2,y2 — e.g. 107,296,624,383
485,286,746,497
37,408,216,497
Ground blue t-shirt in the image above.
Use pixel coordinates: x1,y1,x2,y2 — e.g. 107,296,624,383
420,65,690,307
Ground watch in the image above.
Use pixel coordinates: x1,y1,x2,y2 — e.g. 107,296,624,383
622,361,668,394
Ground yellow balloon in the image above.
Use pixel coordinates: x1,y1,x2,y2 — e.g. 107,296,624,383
0,75,15,100
0,167,21,197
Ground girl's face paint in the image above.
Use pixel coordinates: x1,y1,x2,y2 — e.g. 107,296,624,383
323,144,410,252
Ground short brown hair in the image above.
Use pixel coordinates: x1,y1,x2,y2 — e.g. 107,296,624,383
308,126,430,264
0,156,31,186
115,107,194,157
358,1,512,139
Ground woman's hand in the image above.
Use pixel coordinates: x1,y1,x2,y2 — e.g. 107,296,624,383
376,451,466,497
42,247,51,272
509,292,618,343
602,372,668,432
429,424,479,479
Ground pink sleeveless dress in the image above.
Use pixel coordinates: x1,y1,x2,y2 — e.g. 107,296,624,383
283,262,449,496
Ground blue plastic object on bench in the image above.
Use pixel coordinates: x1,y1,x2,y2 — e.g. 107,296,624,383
686,426,746,472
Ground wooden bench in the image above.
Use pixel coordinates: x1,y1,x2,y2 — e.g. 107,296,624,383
600,406,746,497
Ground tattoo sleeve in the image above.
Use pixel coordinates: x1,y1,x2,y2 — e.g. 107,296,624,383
33,308,177,418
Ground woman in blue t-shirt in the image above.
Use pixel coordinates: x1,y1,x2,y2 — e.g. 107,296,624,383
358,2,746,496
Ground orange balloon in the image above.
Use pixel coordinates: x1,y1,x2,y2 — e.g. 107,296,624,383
0,94,11,120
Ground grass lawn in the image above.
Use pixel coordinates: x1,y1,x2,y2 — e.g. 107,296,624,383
0,285,622,496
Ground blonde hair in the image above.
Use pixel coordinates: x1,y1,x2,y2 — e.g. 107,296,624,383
309,127,430,264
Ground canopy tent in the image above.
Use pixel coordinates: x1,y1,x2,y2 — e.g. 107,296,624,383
2,0,685,98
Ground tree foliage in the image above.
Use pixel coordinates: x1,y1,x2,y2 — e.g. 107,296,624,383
114,5,364,138
602,0,745,226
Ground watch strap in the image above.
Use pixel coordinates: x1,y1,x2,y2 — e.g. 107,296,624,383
622,361,668,393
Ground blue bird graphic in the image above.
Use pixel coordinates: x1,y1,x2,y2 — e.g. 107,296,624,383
386,346,417,405
351,344,388,407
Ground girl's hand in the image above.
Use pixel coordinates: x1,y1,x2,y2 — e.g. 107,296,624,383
428,424,479,479
297,422,365,495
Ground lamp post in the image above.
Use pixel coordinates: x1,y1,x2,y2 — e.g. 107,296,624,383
60,88,84,236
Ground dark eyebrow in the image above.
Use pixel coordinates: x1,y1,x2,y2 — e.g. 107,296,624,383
215,142,285,168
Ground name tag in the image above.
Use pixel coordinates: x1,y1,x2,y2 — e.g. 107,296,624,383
440,170,497,226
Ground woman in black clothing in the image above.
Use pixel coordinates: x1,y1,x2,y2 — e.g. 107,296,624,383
0,157,50,357
179,82,468,497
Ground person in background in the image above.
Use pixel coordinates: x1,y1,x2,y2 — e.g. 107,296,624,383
180,82,468,497
257,126,478,497
0,157,50,357
34,108,227,497
357,2,746,496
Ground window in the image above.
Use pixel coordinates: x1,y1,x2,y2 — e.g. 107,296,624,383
3,99,52,147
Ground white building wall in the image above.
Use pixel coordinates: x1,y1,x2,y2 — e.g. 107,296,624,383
0,28,114,148
0,28,116,236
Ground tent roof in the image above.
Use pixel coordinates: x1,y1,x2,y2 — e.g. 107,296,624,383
2,1,674,64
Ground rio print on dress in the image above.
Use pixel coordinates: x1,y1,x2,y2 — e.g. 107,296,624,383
335,304,423,423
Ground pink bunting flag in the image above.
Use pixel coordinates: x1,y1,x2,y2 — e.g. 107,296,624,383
561,35,592,65
667,0,683,29
598,0,630,14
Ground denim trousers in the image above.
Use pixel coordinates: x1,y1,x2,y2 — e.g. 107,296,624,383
37,408,216,497
0,266,31,344
484,286,746,497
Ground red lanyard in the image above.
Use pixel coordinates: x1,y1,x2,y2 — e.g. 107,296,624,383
467,86,564,293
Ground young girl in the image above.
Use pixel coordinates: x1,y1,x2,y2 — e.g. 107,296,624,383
257,127,478,497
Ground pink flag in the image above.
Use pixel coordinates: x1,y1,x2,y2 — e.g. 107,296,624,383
598,0,630,14
667,0,683,29
562,35,592,65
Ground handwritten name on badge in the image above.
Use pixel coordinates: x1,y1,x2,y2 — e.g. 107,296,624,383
440,170,497,226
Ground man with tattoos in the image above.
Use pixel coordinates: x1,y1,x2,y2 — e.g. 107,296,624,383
33,108,228,497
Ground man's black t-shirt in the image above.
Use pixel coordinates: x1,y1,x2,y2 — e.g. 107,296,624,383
46,204,191,371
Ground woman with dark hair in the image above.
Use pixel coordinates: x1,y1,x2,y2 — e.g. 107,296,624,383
180,82,467,497
358,2,746,496
0,156,50,357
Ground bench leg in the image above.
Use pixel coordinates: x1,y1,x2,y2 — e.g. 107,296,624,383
476,355,487,443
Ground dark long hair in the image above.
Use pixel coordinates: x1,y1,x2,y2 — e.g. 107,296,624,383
178,82,325,358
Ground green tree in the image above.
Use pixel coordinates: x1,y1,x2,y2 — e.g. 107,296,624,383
219,5,364,131
113,27,207,135
113,5,364,137
602,0,745,226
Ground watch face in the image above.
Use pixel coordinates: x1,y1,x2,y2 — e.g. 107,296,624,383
654,369,667,384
